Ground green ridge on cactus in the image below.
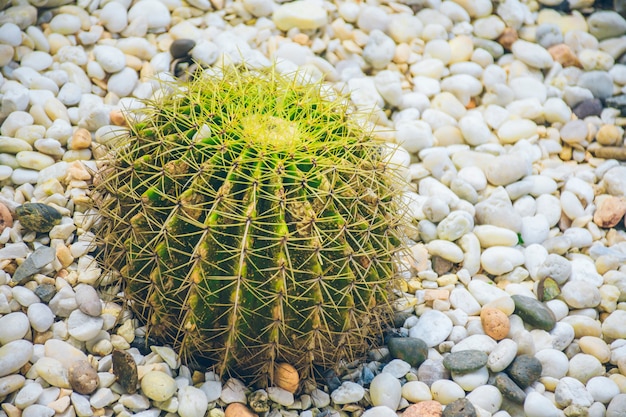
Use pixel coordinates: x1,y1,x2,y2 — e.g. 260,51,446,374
94,65,411,385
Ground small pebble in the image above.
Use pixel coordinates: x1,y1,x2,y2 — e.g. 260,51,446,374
68,360,98,395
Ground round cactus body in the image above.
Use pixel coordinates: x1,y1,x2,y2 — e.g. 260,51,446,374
95,66,410,385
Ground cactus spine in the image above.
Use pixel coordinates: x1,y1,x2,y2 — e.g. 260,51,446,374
95,66,409,385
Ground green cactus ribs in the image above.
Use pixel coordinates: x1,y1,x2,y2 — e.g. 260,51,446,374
94,65,410,385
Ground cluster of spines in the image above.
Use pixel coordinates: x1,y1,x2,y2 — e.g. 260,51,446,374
96,66,407,384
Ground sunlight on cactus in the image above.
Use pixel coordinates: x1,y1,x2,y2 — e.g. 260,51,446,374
93,65,411,386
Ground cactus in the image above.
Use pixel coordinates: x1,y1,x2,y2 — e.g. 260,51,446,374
94,66,410,385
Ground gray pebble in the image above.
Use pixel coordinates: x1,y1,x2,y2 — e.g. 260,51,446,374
578,71,614,99
443,350,488,373
494,373,526,404
506,355,542,388
535,24,563,49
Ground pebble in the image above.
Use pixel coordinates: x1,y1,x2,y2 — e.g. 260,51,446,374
480,308,510,340
408,310,453,347
112,349,138,394
494,373,526,403
443,350,488,373
68,360,98,395
555,377,594,408
512,294,556,331
140,371,177,402
370,372,401,410
0,340,33,377
401,381,432,403
0,312,30,344
272,1,327,31
361,406,398,417
511,40,554,68
403,401,441,417
430,380,465,405
487,339,518,372
524,392,559,417
225,403,258,417
178,386,208,417
388,337,428,368
506,354,542,388
331,381,365,404
442,398,476,417
67,309,103,341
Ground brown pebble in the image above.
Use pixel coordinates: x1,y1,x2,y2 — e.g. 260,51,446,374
225,403,259,417
275,363,299,394
548,44,582,68
109,109,127,126
480,307,510,340
593,195,626,228
403,400,442,417
112,349,138,394
69,360,99,395
590,146,626,160
0,203,13,234
497,28,518,51
596,125,624,146
70,128,92,150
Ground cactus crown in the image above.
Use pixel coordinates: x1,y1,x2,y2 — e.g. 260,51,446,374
94,66,409,385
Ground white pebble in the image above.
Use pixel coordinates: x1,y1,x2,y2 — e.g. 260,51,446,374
178,386,209,417
27,303,55,332
0,312,30,344
408,309,453,347
331,381,365,404
431,379,465,405
128,0,171,31
481,246,525,275
370,372,401,410
0,340,33,378
67,309,104,342
524,392,559,417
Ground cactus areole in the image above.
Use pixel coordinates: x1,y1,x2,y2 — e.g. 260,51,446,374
94,66,410,385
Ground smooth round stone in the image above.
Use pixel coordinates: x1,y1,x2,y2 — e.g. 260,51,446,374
512,295,556,331
588,11,626,40
44,339,88,368
15,151,54,171
578,336,611,363
497,119,537,144
586,377,620,404
487,339,517,372
485,152,532,185
561,315,602,338
0,312,29,344
382,359,411,379
93,45,126,73
27,303,54,332
0,22,22,46
602,310,626,340
443,350,488,373
560,120,588,145
480,246,525,275
535,349,569,379
21,51,53,71
494,373,526,404
272,1,327,31
607,394,626,417
442,398,476,417
75,285,102,317
573,98,603,118
506,354,542,388
451,366,489,391
108,67,138,97
555,377,594,408
363,30,395,69
127,0,170,30
141,371,176,402
467,386,502,414
418,359,450,387
361,406,397,417
524,392,559,417
401,381,432,403
473,225,518,247
578,71,613,99
596,125,624,146
561,281,601,309
387,337,428,368
68,360,98,395
568,353,604,384
67,309,104,342
330,381,364,404
33,357,70,389
178,386,209,417
437,211,474,241
408,309,453,347
170,39,196,59
511,39,553,68
49,14,81,34
14,382,43,408
370,372,401,410
99,1,128,33
431,380,465,405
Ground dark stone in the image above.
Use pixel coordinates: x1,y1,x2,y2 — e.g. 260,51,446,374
388,337,428,368
605,95,626,115
442,398,477,417
506,354,542,388
322,368,342,392
15,203,62,233
361,366,375,385
494,373,526,404
573,98,603,119
34,284,56,303
443,350,488,373
537,277,560,302
418,359,450,387
512,294,556,331
170,39,196,59
112,349,138,394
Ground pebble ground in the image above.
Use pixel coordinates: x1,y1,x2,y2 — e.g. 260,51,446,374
1,0,626,417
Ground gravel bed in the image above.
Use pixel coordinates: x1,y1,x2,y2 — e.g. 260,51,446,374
1,0,626,417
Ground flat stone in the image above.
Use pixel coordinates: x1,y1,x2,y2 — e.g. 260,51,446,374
494,372,526,404
0,340,33,377
443,350,488,373
512,294,556,331
12,246,55,285
388,337,428,368
112,349,138,394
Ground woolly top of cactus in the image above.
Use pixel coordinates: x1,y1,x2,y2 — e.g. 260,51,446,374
95,65,410,385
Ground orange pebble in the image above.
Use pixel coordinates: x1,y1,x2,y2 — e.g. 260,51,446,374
480,307,511,340
402,400,442,417
225,403,258,417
